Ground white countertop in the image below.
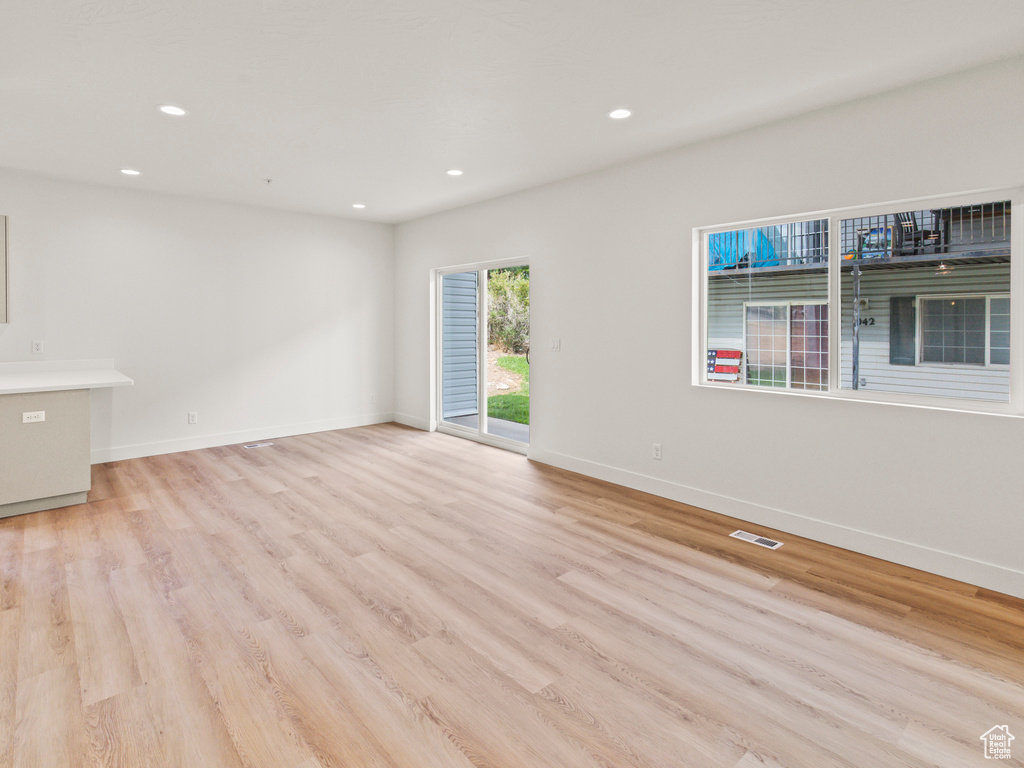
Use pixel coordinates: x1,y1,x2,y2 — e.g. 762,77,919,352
0,359,134,395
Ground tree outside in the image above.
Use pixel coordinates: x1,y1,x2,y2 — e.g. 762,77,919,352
487,267,529,354
487,268,529,424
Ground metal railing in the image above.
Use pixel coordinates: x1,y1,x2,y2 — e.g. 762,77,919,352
708,218,828,271
840,201,1010,261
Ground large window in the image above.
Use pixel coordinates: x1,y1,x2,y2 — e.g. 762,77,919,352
698,191,1018,410
706,215,829,392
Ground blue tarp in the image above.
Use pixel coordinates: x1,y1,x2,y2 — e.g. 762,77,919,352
708,227,781,271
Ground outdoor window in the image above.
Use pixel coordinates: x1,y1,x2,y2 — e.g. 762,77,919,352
744,305,788,387
743,303,828,390
920,297,985,365
698,191,1018,410
790,304,829,391
919,296,1009,366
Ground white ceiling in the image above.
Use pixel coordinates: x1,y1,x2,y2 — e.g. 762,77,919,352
3,0,1023,223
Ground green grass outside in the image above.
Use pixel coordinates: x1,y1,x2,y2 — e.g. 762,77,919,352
747,367,787,387
496,354,529,381
488,393,530,424
488,355,530,424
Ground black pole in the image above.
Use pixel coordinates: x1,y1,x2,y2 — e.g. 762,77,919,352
852,232,864,390
852,261,861,390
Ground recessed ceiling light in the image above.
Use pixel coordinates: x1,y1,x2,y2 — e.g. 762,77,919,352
120,168,141,176
446,169,463,176
608,108,632,119
352,203,366,209
158,104,189,116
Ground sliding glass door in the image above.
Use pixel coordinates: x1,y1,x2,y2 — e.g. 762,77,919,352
438,263,530,450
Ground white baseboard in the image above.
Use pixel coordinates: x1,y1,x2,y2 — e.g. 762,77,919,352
527,447,1024,600
92,412,395,463
393,412,432,431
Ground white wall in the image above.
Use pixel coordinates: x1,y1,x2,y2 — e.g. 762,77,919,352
394,56,1024,598
0,169,395,461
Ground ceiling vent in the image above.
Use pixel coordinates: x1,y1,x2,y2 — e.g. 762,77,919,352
729,530,783,550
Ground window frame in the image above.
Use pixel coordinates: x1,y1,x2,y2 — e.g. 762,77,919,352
693,188,1023,416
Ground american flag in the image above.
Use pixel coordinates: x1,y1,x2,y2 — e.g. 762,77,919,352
707,349,742,382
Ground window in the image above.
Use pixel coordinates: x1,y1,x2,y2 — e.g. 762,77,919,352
707,217,829,393
698,191,1018,410
0,215,6,324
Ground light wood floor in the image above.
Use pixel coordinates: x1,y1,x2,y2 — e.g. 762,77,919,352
1,423,1022,768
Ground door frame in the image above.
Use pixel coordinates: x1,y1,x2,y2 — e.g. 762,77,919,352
432,257,530,454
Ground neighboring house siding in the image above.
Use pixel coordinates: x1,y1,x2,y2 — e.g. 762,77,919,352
442,272,479,418
707,262,1010,401
838,263,1010,400
707,272,827,348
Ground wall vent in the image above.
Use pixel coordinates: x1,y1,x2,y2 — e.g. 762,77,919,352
730,530,783,550
243,442,274,449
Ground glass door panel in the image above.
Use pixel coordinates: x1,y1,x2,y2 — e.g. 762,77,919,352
484,267,529,443
441,271,480,430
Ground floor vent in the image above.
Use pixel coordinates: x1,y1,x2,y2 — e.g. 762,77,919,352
730,530,784,550
243,442,274,449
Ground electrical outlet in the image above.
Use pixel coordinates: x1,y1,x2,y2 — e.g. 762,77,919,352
23,411,45,423
31,341,44,354
652,443,662,460
550,338,561,351
188,411,198,425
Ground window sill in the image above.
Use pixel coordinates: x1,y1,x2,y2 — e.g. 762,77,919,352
915,362,1009,371
694,379,1022,418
